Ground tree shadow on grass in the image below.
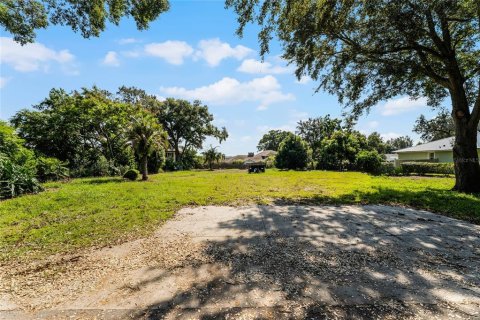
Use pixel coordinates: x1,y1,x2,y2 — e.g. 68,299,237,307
275,186,480,225
80,177,126,185
123,192,480,319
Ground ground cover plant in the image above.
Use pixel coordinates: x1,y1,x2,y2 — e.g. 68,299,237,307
1,170,478,263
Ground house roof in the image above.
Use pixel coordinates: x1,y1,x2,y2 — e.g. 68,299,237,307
254,150,277,158
244,150,277,164
395,133,480,153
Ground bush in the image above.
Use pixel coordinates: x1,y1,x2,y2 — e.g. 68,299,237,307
147,149,166,174
265,155,276,169
179,149,203,170
275,135,312,170
355,150,383,173
0,155,42,199
401,162,454,175
36,157,69,182
379,162,395,175
164,158,178,171
123,169,139,181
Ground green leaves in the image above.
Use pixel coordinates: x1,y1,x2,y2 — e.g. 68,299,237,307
257,130,294,152
227,0,480,119
202,146,225,170
1,0,169,44
275,135,312,170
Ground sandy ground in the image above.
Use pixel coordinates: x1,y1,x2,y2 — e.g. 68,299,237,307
1,205,479,319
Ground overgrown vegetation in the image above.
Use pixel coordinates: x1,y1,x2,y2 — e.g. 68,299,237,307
7,86,228,192
0,121,43,198
1,170,478,262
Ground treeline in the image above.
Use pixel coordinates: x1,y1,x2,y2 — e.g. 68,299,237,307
1,86,227,198
258,115,413,172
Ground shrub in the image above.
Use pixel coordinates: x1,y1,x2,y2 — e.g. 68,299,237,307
0,155,42,199
275,135,312,170
265,155,276,168
164,158,178,171
401,162,454,175
355,150,383,173
123,169,139,181
36,157,69,182
379,162,395,175
148,149,166,174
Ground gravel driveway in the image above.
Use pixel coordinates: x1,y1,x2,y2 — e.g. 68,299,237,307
1,205,479,319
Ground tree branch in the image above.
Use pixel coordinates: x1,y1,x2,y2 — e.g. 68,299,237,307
469,82,480,129
415,49,451,88
425,9,449,56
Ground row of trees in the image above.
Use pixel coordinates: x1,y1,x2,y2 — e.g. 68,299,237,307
259,115,413,171
7,86,227,187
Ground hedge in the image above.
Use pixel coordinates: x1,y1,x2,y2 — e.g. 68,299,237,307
401,162,454,175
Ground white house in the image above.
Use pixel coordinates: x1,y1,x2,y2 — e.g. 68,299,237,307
394,133,480,166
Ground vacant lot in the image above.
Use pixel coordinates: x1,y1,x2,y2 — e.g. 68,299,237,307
1,170,479,262
2,205,479,319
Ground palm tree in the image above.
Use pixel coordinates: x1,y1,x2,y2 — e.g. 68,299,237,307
202,145,224,170
128,111,168,180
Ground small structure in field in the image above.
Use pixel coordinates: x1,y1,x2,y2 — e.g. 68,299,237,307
244,150,276,173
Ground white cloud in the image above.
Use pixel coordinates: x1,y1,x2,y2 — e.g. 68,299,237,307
102,51,120,67
118,38,139,45
240,136,253,142
144,41,194,65
237,59,292,74
381,132,402,140
0,37,75,72
381,96,427,116
122,50,142,58
160,75,294,110
296,76,312,84
367,121,379,129
289,109,308,122
0,77,9,88
195,38,253,67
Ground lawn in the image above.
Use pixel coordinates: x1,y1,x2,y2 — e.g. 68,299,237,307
1,169,479,262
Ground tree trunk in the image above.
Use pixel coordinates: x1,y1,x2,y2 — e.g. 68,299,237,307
452,125,480,193
141,155,148,181
174,145,181,163
451,89,480,193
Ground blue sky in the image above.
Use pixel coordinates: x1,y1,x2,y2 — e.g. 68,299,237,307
0,1,440,155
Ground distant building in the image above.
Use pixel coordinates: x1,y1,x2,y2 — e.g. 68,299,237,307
244,150,277,165
394,133,480,166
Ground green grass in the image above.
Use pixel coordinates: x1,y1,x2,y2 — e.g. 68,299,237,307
1,170,479,262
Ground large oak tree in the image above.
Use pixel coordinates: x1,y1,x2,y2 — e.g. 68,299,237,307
227,0,480,192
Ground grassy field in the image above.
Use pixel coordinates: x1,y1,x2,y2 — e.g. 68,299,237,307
1,169,479,262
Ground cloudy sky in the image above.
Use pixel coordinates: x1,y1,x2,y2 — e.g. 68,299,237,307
0,1,441,155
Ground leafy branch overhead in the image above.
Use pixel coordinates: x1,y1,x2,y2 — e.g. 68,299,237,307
0,0,169,44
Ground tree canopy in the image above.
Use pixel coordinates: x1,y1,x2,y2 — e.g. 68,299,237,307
385,136,414,153
154,98,228,163
275,135,312,170
1,0,169,44
296,115,342,158
414,109,457,142
227,0,480,192
257,130,294,151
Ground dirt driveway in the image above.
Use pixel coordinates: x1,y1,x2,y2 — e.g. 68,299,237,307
1,205,479,319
